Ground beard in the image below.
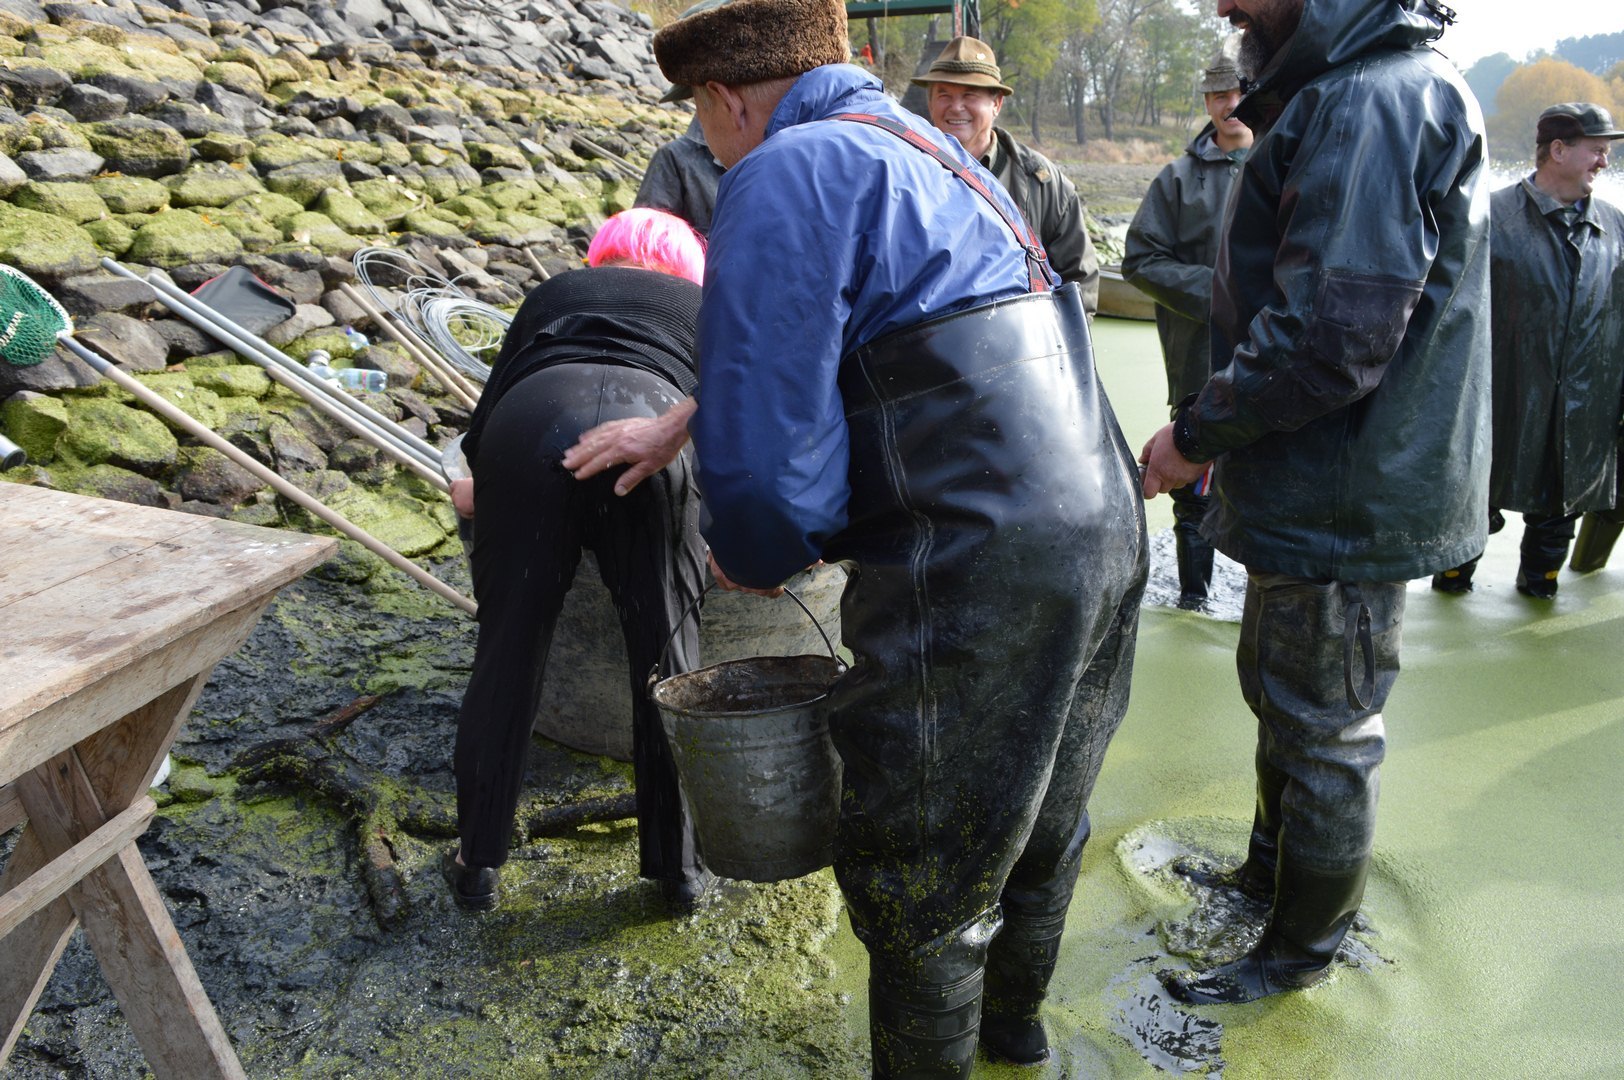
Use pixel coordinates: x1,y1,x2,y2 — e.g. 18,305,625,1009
1237,25,1277,81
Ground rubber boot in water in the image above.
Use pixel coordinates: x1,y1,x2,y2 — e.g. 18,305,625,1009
869,967,984,1078
979,912,1064,1066
1570,513,1623,573
1161,856,1367,1005
1174,521,1215,609
1430,556,1479,594
1175,802,1278,902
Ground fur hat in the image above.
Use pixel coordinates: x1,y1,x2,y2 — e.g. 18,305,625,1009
654,0,849,103
909,37,1013,96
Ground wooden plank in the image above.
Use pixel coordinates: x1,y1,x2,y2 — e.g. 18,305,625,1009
0,604,264,789
0,784,21,836
0,796,154,938
0,486,212,606
0,514,331,735
18,754,246,1079
0,827,78,1066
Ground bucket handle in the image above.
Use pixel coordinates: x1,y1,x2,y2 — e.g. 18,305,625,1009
650,580,840,686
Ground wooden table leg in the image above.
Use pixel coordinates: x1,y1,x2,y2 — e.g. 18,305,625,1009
17,748,246,1080
0,828,78,1063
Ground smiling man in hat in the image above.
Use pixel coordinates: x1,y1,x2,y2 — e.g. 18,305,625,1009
1431,101,1624,598
567,0,1147,1072
915,36,1101,314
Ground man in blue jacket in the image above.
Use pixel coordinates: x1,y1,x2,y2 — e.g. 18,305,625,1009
571,0,1146,1071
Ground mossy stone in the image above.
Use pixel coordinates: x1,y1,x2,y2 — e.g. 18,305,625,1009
250,134,328,171
85,117,190,178
410,143,450,168
59,395,179,473
131,371,228,431
417,169,468,203
339,142,383,166
348,178,421,219
94,175,170,215
193,133,255,163
277,210,362,257
207,208,281,252
83,215,135,255
165,164,265,209
69,462,167,506
400,209,463,240
469,211,550,247
265,161,349,207
39,38,201,84
318,485,447,557
476,180,539,210
0,202,101,277
315,190,386,234
127,208,245,268
27,116,91,152
12,180,109,224
227,190,305,222
376,141,411,168
439,194,495,222
204,60,265,99
283,327,354,361
529,193,568,226
192,364,272,399
600,177,637,217
0,391,68,464
466,142,527,171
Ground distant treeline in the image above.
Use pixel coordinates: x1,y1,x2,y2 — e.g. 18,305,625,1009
1463,29,1624,162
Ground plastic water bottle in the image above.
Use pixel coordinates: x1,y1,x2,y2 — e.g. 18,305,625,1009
342,325,369,351
307,352,387,393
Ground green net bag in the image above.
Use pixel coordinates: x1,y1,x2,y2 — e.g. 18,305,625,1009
0,263,73,367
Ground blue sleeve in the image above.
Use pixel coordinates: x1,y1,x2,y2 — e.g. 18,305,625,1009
690,140,855,589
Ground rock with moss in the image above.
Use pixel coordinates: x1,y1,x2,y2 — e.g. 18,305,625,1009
172,444,264,507
265,160,349,207
207,207,281,252
204,60,266,100
81,215,135,256
191,364,273,400
84,117,190,178
600,177,637,216
250,133,329,171
0,201,101,277
165,163,266,209
127,208,245,268
466,141,528,171
12,180,109,224
0,390,68,463
440,194,497,222
348,177,422,220
93,175,170,215
227,190,305,223
58,395,179,474
469,211,551,247
315,484,448,557
282,327,355,362
130,371,228,431
278,210,363,257
193,132,255,163
316,190,386,234
399,209,465,242
66,461,168,506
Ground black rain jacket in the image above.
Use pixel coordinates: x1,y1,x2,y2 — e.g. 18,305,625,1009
1487,178,1624,516
1176,0,1491,581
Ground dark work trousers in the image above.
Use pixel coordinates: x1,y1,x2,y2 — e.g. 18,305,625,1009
454,362,705,883
1237,573,1406,873
824,288,1147,1011
1518,511,1580,570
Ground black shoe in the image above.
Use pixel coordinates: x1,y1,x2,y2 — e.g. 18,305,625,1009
659,868,715,913
980,1013,1050,1066
1430,569,1473,594
1515,567,1559,599
442,848,498,912
1176,591,1208,611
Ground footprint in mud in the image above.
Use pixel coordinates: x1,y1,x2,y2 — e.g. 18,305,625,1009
1106,963,1226,1075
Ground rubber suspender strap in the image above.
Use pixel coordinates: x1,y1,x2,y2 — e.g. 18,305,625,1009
833,112,1055,294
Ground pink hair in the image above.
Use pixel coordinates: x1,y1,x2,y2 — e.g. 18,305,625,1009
587,208,706,285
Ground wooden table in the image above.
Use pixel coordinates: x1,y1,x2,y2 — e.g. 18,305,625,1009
0,483,335,1078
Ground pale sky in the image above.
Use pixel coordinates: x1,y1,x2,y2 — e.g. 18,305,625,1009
1437,0,1624,70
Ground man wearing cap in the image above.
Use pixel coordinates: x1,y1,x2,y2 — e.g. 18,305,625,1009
1139,0,1489,1003
915,36,1101,314
1431,102,1624,599
571,0,1147,1072
1122,37,1252,608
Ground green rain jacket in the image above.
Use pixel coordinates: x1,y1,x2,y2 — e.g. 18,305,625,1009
988,127,1100,314
1487,178,1624,516
1173,0,1491,581
1122,125,1246,406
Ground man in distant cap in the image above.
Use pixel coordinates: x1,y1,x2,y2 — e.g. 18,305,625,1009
634,116,725,234
914,36,1101,314
1432,101,1624,598
568,0,1146,1071
1122,37,1252,608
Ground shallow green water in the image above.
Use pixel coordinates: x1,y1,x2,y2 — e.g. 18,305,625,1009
826,317,1624,1076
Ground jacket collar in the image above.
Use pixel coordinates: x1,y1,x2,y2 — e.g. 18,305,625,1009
766,64,887,140
1521,175,1606,234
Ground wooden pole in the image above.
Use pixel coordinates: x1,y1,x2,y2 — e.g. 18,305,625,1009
523,247,551,281
339,283,481,410
61,338,477,617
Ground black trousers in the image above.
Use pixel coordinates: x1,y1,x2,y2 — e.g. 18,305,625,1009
454,363,705,881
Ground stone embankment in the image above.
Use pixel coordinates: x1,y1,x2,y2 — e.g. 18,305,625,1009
0,0,685,559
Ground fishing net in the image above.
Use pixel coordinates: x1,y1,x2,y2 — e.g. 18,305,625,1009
0,263,73,366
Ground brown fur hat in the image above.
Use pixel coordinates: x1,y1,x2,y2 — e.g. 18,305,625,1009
654,0,849,100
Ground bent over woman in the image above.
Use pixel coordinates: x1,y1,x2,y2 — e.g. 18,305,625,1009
444,210,711,912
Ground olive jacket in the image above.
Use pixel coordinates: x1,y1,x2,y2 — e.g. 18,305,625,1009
1122,125,1246,406
987,127,1099,314
1487,178,1624,516
1173,0,1491,581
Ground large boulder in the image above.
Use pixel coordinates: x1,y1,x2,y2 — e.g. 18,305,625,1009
93,175,169,215
164,163,266,209
78,312,169,372
173,444,264,506
127,208,246,268
84,117,189,177
264,160,349,207
0,201,101,277
11,180,108,223
58,395,179,474
14,147,105,182
0,390,68,463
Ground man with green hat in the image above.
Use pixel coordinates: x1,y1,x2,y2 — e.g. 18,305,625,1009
1123,36,1252,608
914,36,1101,314
1431,101,1624,598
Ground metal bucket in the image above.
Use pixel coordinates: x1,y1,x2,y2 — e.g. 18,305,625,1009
650,588,844,883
